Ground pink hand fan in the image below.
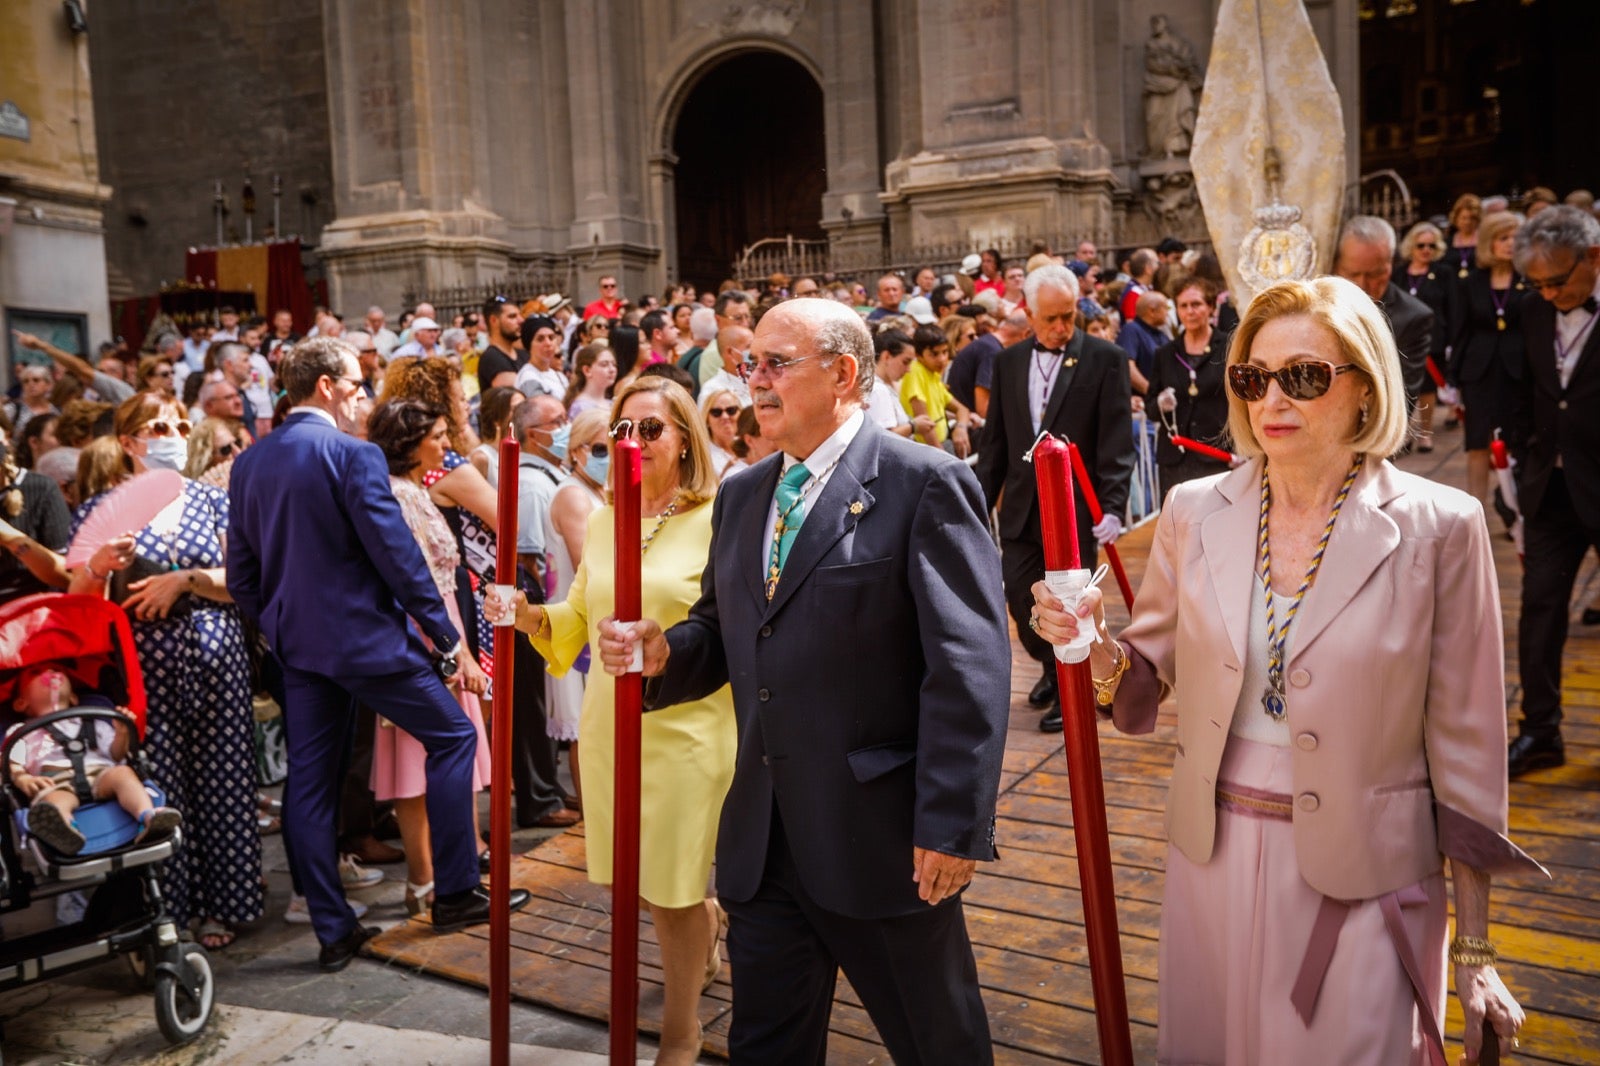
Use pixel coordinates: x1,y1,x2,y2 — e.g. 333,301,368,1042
64,469,185,568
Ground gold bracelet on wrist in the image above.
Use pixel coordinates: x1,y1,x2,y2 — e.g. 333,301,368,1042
85,559,108,580
1090,639,1131,707
1449,935,1497,967
533,605,550,640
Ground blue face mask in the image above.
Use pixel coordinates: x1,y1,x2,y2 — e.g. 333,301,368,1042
143,436,188,472
543,423,570,462
584,451,610,486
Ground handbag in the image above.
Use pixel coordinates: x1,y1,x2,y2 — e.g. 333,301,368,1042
108,556,195,619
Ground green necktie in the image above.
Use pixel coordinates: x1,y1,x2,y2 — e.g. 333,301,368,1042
766,462,811,599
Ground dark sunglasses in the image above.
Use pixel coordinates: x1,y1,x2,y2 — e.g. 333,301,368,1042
610,417,666,442
707,406,740,419
1526,264,1579,293
587,442,609,459
1414,241,1439,250
216,441,238,459
142,419,192,438
1226,361,1361,402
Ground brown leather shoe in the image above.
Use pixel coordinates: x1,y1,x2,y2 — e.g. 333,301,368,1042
346,834,406,865
529,808,580,829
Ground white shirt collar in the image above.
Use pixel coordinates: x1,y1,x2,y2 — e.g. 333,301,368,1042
290,405,338,428
782,408,865,475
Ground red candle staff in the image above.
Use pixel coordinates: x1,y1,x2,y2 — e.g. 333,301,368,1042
489,437,520,1066
1065,441,1135,609
610,438,644,1065
1168,434,1239,465
1033,435,1134,1066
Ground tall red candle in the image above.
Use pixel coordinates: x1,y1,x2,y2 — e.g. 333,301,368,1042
1033,434,1134,1066
489,436,520,1066
609,438,643,1065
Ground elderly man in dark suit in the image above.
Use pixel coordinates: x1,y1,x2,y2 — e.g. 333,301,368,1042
1505,206,1600,776
1333,215,1435,414
598,297,1010,1065
228,337,528,971
975,263,1136,733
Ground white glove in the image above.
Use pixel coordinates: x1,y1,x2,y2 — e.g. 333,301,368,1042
1437,384,1460,407
1092,514,1123,546
1156,387,1177,413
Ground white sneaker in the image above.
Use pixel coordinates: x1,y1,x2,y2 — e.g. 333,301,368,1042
284,893,368,924
338,853,385,890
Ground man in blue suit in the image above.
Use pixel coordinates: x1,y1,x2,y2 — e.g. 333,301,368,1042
599,299,1011,1064
228,337,527,970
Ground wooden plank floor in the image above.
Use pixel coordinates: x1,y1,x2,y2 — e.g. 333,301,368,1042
367,427,1600,1064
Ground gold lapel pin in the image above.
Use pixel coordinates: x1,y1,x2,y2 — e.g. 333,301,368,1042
849,501,864,515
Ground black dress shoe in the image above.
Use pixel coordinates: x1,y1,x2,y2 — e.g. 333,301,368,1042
1582,607,1600,626
431,883,532,933
1028,669,1057,708
1507,734,1565,778
1038,703,1063,733
479,849,492,875
318,924,378,972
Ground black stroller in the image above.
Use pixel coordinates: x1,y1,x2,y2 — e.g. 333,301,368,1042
0,593,214,1049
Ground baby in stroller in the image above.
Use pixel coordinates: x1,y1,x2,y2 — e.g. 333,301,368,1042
7,662,182,856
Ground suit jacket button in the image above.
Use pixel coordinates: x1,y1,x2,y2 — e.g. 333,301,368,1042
1289,668,1311,687
761,755,769,765
1559,400,1569,410
759,625,772,638
1295,731,1318,751
757,688,771,702
1296,792,1320,813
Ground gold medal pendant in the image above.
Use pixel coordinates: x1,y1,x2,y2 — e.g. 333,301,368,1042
1497,316,1506,332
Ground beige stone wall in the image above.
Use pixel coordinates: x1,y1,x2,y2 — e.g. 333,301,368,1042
0,0,112,369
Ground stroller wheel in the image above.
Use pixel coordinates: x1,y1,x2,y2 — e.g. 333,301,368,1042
153,942,215,1045
125,944,157,990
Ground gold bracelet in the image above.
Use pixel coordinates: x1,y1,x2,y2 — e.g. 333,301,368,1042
85,559,108,580
1449,935,1498,967
533,605,550,640
1090,639,1131,707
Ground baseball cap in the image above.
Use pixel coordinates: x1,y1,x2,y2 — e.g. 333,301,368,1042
904,296,937,324
410,316,440,331
960,254,983,276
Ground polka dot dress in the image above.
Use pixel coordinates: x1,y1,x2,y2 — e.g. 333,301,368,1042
74,481,263,928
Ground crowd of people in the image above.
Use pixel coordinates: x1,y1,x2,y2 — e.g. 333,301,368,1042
1,180,1592,1063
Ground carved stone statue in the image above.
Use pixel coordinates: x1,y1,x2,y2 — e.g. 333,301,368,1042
1143,14,1205,158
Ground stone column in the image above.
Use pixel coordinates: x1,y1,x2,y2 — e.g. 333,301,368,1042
879,0,1115,257
562,0,658,306
318,0,513,315
816,0,887,267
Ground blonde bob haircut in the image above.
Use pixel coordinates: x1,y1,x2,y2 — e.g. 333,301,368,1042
607,376,718,506
1475,211,1522,270
1225,277,1408,461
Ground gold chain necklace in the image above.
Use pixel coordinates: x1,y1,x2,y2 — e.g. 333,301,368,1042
640,494,680,557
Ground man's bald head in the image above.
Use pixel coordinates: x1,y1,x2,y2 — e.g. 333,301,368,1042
718,325,754,372
1136,291,1169,326
754,298,875,401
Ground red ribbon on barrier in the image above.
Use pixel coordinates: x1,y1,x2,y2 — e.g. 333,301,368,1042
490,437,520,1066
1168,434,1238,464
610,439,643,1065
1033,435,1134,1066
1065,442,1135,609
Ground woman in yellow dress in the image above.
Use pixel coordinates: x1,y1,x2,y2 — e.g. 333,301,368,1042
487,376,734,1066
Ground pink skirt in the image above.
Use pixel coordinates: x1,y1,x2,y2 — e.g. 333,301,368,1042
1157,737,1448,1065
370,686,491,802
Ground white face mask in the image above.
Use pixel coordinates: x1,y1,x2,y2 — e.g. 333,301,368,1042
143,436,188,472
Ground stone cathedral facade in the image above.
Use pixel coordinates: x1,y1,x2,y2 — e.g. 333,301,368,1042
84,0,1360,317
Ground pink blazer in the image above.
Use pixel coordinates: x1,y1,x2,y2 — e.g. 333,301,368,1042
1112,458,1543,900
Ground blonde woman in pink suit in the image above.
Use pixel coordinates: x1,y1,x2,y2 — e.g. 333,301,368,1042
1032,277,1545,1065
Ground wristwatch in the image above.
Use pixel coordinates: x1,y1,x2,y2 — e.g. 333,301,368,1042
433,641,461,682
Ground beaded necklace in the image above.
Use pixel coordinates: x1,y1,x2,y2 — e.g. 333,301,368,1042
1256,455,1363,720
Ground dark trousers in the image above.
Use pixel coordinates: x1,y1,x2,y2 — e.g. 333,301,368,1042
510,635,564,823
721,814,992,1066
280,661,479,946
1001,530,1097,670
1518,471,1600,739
336,703,381,847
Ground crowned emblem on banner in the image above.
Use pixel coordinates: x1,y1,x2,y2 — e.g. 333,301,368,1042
1238,191,1316,292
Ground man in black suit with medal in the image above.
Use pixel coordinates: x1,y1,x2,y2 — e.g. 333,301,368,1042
1506,206,1600,776
976,263,1136,732
598,297,1010,1064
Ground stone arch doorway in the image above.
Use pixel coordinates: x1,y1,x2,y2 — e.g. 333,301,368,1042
670,51,826,289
